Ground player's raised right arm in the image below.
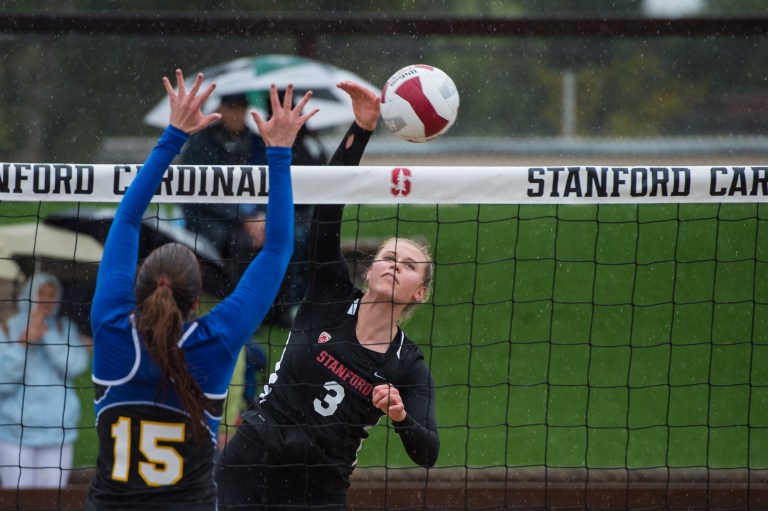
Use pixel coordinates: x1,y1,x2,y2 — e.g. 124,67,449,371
92,71,219,325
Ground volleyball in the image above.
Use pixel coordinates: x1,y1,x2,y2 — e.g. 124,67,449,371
380,64,460,143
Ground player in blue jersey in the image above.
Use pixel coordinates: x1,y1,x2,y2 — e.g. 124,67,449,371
216,81,440,510
85,70,317,511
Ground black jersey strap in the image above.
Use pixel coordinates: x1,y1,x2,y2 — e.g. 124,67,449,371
395,330,404,359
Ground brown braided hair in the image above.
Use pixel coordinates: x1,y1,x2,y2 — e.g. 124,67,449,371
134,243,207,441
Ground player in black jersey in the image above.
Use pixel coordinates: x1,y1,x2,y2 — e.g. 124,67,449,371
215,81,440,510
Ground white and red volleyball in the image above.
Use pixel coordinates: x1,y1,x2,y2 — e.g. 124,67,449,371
380,64,460,143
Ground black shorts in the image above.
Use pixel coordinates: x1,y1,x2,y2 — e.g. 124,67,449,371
215,405,347,511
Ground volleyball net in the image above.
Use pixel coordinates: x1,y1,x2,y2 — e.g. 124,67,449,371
1,163,768,509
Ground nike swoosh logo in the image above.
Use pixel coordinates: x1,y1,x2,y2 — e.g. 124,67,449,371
373,371,386,380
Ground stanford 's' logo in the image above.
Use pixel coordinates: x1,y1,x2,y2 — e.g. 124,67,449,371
391,168,412,197
318,331,332,344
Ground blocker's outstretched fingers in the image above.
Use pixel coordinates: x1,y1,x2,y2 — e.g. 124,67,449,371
293,89,313,112
267,84,281,119
251,109,267,136
294,91,318,124
257,83,315,147
283,83,294,111
162,76,175,97
166,69,220,134
187,72,204,97
175,69,187,97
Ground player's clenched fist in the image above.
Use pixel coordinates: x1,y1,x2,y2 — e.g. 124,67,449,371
372,384,406,422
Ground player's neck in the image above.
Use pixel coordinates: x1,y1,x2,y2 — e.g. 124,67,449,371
356,298,401,352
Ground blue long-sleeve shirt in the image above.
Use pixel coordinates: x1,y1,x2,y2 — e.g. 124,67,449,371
86,125,293,508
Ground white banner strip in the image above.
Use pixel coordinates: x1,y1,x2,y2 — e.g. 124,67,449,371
1,163,768,204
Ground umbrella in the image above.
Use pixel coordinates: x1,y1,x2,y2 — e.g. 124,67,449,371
0,246,21,281
45,208,231,297
143,54,381,132
0,223,103,335
0,223,103,263
0,247,21,323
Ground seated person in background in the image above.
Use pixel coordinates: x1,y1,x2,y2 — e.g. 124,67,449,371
180,89,328,323
0,272,89,489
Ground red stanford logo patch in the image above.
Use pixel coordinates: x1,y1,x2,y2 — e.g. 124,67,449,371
391,167,412,197
318,331,332,344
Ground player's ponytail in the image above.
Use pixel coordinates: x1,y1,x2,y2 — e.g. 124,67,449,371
135,243,208,441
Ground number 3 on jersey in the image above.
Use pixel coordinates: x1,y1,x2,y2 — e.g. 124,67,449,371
313,381,346,416
111,417,185,486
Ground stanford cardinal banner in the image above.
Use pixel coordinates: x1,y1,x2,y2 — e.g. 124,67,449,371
1,163,767,204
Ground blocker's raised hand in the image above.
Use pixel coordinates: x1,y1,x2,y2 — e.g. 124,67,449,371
252,84,318,148
164,69,221,135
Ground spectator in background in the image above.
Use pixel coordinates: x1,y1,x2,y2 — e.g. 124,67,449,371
180,89,329,327
0,272,88,489
180,92,269,291
180,92,271,415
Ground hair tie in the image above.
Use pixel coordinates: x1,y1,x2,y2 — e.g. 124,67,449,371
157,276,171,288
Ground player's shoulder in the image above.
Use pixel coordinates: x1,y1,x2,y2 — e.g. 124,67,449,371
388,332,433,387
397,331,426,361
175,318,234,360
